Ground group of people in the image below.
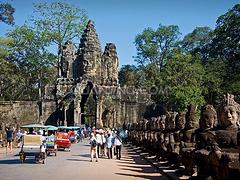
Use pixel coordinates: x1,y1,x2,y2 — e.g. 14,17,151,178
89,128,123,162
5,126,23,153
4,126,45,154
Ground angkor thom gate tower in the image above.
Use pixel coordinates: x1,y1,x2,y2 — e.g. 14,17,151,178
43,21,150,128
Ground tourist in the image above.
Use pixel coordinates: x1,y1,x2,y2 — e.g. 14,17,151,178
99,129,106,157
114,131,122,160
6,126,14,153
28,127,37,135
15,130,22,148
95,129,102,157
106,130,113,159
90,133,98,162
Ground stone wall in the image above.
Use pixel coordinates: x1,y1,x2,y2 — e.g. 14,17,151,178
0,101,39,137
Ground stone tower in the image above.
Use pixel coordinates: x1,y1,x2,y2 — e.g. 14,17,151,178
74,20,102,84
101,43,119,86
60,41,76,78
43,20,150,128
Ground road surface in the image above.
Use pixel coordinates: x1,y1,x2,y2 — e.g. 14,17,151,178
0,139,169,180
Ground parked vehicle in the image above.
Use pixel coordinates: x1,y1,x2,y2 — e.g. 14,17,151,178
19,124,47,164
56,129,71,151
67,126,81,143
46,126,58,156
19,134,46,164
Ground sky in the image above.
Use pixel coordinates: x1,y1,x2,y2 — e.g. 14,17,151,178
0,0,239,67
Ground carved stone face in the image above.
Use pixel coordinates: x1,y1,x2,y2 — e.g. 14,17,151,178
201,113,215,129
200,105,217,130
223,106,238,127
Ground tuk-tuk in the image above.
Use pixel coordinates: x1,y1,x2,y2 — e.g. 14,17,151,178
67,126,81,143
45,125,58,156
56,126,71,151
19,124,47,164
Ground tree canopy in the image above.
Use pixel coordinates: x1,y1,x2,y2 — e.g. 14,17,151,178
0,1,88,100
0,2,15,25
31,1,88,51
119,3,240,112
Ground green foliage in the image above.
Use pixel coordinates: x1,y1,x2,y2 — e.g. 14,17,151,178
180,26,212,55
0,2,15,25
211,4,240,61
209,4,240,95
0,1,88,101
119,65,142,87
134,24,180,71
0,37,17,99
202,58,227,104
161,51,205,111
31,1,88,49
0,25,57,100
134,24,181,97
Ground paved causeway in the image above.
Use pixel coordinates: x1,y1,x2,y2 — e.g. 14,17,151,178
0,139,169,180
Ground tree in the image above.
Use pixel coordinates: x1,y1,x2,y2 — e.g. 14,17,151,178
201,58,227,104
211,4,240,62
119,65,142,87
0,1,89,101
0,37,16,99
0,2,15,25
209,4,240,95
3,25,56,100
134,24,180,71
31,1,88,76
181,26,212,56
134,24,180,92
162,51,205,111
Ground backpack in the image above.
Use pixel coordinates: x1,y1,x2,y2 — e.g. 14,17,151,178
91,139,97,147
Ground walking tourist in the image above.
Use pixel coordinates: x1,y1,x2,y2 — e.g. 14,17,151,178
6,126,14,153
99,129,106,157
16,130,22,148
106,130,113,159
90,133,98,162
96,130,101,157
114,131,122,160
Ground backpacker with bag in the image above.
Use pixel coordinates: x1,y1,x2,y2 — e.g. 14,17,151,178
91,139,97,147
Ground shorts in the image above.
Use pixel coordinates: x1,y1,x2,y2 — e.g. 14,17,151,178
7,138,13,143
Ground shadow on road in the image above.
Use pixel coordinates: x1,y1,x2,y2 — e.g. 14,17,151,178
73,154,90,158
115,145,167,180
82,144,91,147
66,158,90,162
115,172,166,180
0,158,38,164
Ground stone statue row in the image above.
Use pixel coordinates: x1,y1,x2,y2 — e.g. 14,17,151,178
127,94,240,180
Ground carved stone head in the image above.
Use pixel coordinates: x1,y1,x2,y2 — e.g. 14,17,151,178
185,104,199,129
160,115,166,130
221,105,238,128
175,112,186,130
199,104,217,129
218,94,239,129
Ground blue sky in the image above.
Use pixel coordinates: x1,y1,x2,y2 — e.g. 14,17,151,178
0,0,239,67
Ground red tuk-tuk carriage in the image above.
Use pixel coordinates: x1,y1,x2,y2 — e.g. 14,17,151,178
56,128,71,151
